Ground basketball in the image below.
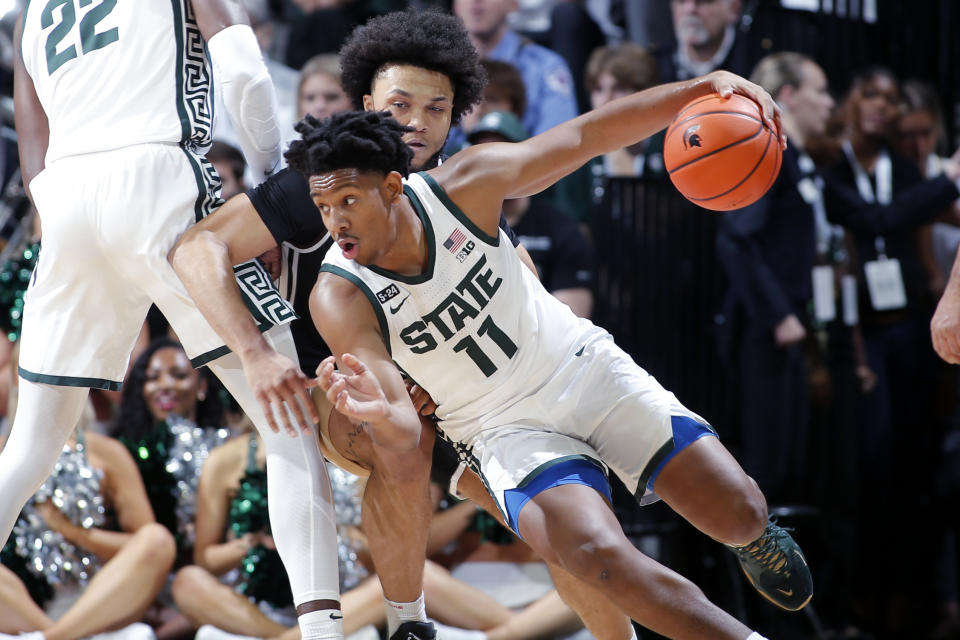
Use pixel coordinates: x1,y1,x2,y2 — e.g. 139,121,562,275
663,93,782,211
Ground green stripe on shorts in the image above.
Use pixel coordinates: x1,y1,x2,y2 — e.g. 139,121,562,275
19,366,121,391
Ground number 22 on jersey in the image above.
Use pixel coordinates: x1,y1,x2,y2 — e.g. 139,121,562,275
40,0,119,75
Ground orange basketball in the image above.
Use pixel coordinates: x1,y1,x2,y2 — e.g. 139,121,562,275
663,93,782,211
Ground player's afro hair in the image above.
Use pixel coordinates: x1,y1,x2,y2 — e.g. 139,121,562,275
285,111,414,179
339,8,486,126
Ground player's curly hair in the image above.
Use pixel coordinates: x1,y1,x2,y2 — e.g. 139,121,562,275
285,111,414,178
338,8,486,126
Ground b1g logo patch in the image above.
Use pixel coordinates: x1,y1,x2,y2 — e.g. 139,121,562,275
376,283,401,304
455,240,476,263
443,228,476,263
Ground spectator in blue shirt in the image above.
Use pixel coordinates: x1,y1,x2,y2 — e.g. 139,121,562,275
451,0,578,147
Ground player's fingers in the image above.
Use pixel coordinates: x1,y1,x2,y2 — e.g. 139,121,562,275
768,101,786,148
317,355,337,374
760,96,775,126
286,371,320,424
335,389,354,418
256,392,281,434
324,376,339,403
411,390,427,413
273,393,300,438
287,381,318,432
753,95,776,135
715,77,733,98
317,358,336,390
412,388,434,415
268,391,298,437
326,376,346,406
407,382,422,400
341,353,368,376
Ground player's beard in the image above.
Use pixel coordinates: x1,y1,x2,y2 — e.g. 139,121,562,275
412,149,445,172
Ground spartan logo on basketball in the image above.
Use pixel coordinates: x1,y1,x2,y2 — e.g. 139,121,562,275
683,125,702,150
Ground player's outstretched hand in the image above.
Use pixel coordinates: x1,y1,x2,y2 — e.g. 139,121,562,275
706,70,785,148
932,285,960,364
244,348,319,437
317,354,390,424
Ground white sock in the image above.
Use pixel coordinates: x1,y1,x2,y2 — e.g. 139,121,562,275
384,593,427,636
746,633,769,640
298,609,344,640
431,622,486,640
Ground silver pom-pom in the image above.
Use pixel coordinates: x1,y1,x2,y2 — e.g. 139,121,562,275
328,464,368,591
165,417,229,545
10,438,106,587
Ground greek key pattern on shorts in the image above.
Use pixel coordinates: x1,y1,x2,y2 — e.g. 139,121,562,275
436,428,482,477
234,261,297,328
178,0,214,150
196,155,223,221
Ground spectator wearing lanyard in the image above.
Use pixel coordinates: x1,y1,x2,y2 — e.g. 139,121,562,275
823,66,960,635
715,52,837,508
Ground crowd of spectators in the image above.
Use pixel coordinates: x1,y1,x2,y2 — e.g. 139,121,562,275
1,1,959,639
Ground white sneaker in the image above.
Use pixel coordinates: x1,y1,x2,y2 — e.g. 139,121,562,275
194,625,261,640
88,623,156,640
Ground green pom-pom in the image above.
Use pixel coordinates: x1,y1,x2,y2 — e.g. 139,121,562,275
0,242,40,340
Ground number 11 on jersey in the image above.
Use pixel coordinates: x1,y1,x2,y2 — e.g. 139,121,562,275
453,315,518,377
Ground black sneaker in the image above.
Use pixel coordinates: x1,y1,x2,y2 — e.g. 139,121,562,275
728,518,814,611
389,621,437,640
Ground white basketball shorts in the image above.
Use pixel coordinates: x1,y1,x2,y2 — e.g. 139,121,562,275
19,143,290,389
448,333,717,532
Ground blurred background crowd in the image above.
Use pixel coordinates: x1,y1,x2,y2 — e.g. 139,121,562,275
1,1,960,640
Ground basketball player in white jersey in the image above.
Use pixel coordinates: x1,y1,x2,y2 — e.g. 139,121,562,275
6,2,346,638
300,83,811,639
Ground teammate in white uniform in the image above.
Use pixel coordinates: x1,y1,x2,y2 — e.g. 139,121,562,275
299,80,811,638
5,3,345,638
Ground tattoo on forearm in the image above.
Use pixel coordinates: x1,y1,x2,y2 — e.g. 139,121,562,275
346,421,368,458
